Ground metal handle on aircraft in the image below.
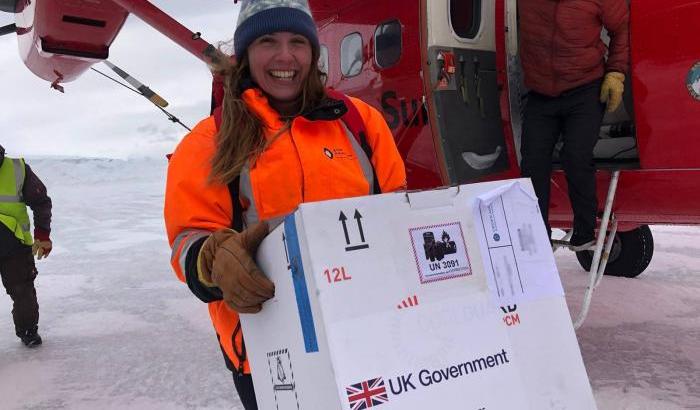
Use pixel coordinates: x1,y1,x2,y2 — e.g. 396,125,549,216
476,76,486,118
459,56,470,104
472,58,486,118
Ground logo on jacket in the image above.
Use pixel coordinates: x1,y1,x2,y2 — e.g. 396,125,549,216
688,62,700,101
324,147,355,160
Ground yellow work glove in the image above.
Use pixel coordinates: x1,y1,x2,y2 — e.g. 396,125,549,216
197,222,274,313
32,240,52,260
600,72,625,113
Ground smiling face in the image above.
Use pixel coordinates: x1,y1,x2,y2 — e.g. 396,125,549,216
247,31,313,106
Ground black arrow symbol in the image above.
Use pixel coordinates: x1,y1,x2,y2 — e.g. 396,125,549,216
339,211,350,245
353,209,366,243
282,233,290,269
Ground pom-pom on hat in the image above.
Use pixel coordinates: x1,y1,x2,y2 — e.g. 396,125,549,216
234,0,319,58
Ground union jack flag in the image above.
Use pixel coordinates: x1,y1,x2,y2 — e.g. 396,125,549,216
346,377,389,409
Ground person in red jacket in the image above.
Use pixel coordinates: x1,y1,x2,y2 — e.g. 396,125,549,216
518,0,629,249
164,1,406,408
0,144,52,348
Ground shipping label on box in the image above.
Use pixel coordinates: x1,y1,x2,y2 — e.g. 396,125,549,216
240,179,596,410
473,181,564,306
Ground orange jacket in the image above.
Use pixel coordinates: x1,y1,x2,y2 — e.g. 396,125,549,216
164,87,406,372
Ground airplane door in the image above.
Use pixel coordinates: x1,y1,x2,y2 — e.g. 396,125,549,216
425,0,516,184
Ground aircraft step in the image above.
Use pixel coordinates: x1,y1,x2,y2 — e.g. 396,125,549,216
552,239,595,252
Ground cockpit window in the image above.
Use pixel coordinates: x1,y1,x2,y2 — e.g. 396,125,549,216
374,20,402,69
450,0,481,39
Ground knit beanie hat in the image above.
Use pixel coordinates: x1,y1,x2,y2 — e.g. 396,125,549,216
234,0,319,58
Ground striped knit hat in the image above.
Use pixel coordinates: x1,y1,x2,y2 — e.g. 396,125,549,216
234,0,319,58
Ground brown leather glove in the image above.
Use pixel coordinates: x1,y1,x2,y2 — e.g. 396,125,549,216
197,222,274,313
32,240,52,260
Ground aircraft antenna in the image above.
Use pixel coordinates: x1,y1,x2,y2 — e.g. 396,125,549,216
90,64,192,132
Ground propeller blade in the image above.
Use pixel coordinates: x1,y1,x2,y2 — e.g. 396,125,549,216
0,23,15,36
103,61,169,108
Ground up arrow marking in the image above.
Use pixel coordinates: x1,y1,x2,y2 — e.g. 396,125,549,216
342,209,370,252
339,211,350,245
353,209,366,243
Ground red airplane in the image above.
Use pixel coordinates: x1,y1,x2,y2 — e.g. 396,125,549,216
2,0,699,290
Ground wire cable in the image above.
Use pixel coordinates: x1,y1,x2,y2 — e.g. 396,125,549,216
90,67,191,131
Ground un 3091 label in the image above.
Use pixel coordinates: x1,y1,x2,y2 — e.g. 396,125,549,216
430,259,460,271
409,222,472,284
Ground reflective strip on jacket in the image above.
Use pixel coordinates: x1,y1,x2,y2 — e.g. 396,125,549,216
164,88,407,372
0,157,32,245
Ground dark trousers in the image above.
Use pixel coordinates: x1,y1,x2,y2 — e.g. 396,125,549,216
232,371,258,410
0,244,39,337
520,79,605,238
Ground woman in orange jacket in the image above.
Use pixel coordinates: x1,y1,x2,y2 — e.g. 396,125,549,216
164,1,406,408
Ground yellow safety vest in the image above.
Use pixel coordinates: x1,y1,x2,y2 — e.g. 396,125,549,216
0,157,33,245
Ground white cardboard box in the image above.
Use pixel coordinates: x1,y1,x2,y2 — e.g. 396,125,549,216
240,179,596,410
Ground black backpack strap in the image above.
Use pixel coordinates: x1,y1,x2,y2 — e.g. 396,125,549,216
212,106,244,231
228,176,244,232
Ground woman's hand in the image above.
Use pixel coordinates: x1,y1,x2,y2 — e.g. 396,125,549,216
198,222,275,313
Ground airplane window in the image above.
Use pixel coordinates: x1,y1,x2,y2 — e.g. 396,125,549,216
374,20,402,69
341,32,363,77
450,0,481,39
319,45,329,75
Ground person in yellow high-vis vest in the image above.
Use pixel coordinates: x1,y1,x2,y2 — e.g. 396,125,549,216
0,144,52,347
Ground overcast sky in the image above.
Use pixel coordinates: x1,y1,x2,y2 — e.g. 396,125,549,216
0,1,239,159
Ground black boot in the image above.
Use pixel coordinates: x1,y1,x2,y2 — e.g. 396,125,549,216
18,327,42,348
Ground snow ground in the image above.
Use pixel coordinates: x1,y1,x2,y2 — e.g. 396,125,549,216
0,158,698,409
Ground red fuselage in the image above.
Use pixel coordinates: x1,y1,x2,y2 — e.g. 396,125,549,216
311,0,700,230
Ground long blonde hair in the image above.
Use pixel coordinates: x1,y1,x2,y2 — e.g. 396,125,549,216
209,47,326,185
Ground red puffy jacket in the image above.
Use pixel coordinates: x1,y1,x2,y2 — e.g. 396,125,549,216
518,0,629,97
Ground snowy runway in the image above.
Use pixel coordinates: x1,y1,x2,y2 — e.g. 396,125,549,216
0,158,697,409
